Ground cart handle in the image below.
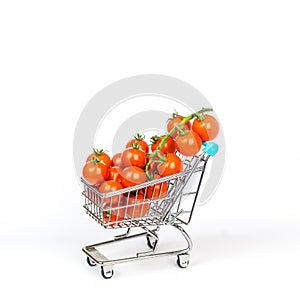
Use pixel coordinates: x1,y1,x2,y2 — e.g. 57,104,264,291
202,142,219,156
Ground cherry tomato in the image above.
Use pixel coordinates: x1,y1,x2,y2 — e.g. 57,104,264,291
126,133,149,153
102,207,125,225
86,187,100,205
125,193,150,218
82,158,108,186
167,115,191,138
99,180,123,206
120,166,147,188
86,149,111,167
150,135,176,154
192,115,219,141
175,130,202,156
148,160,159,175
108,166,122,182
146,175,168,199
112,153,122,167
121,146,147,168
157,153,182,177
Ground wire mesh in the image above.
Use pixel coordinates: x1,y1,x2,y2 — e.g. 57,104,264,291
82,152,209,229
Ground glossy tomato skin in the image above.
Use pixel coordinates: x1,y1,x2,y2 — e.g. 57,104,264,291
112,153,122,167
121,148,147,168
151,136,176,154
146,175,168,199
108,166,122,182
192,115,219,141
126,139,149,153
82,161,108,186
157,153,183,177
175,130,202,156
99,180,123,206
125,193,150,218
167,116,191,138
120,166,147,188
99,180,123,193
86,150,111,167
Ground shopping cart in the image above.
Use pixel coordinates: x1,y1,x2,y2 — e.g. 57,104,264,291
81,141,219,279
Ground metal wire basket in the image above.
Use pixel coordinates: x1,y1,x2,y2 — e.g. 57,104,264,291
81,142,218,279
82,151,208,227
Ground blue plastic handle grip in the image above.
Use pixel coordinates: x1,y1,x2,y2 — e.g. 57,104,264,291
202,142,219,156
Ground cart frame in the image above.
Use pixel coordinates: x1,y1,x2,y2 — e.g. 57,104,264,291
81,142,218,278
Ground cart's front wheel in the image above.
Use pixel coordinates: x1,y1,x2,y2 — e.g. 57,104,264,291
101,266,114,279
86,256,97,267
177,254,190,268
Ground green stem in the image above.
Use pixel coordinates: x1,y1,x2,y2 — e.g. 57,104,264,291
145,107,213,179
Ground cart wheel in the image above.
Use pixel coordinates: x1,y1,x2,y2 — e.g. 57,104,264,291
86,256,97,267
177,254,190,268
146,234,158,250
101,266,114,279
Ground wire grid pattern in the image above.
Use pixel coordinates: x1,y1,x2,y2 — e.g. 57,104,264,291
82,153,207,229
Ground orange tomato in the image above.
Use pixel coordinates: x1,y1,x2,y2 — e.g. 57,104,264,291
108,166,122,182
175,130,202,156
82,159,108,186
146,175,168,199
192,115,219,141
126,193,150,218
157,153,182,177
86,149,111,167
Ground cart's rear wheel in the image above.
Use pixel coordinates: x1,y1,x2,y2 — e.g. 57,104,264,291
86,256,97,267
146,234,158,250
177,253,190,268
101,266,114,279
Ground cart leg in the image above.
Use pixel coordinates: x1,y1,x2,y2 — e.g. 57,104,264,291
114,228,131,239
144,226,160,251
146,233,158,250
171,224,192,268
172,224,193,253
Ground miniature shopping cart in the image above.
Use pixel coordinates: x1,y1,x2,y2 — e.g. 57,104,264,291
81,142,219,279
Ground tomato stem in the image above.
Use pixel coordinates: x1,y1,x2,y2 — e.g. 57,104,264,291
145,107,213,179
91,157,100,165
134,133,145,141
131,141,141,149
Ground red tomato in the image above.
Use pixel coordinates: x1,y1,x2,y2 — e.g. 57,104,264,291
112,153,122,167
167,116,191,138
82,159,108,186
99,180,123,206
148,160,159,175
146,175,168,199
108,166,122,182
121,146,147,168
126,133,149,153
175,130,202,156
125,193,150,218
86,149,111,168
120,166,147,188
192,115,219,141
86,187,100,204
103,208,125,225
157,153,183,177
150,135,176,154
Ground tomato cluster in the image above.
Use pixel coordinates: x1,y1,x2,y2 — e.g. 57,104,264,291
82,111,219,225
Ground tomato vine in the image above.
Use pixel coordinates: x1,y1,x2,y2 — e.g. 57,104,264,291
145,107,213,179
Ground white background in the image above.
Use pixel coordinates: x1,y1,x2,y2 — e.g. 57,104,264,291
1,0,300,291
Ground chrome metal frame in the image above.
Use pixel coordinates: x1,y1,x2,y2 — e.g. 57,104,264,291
81,152,211,278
